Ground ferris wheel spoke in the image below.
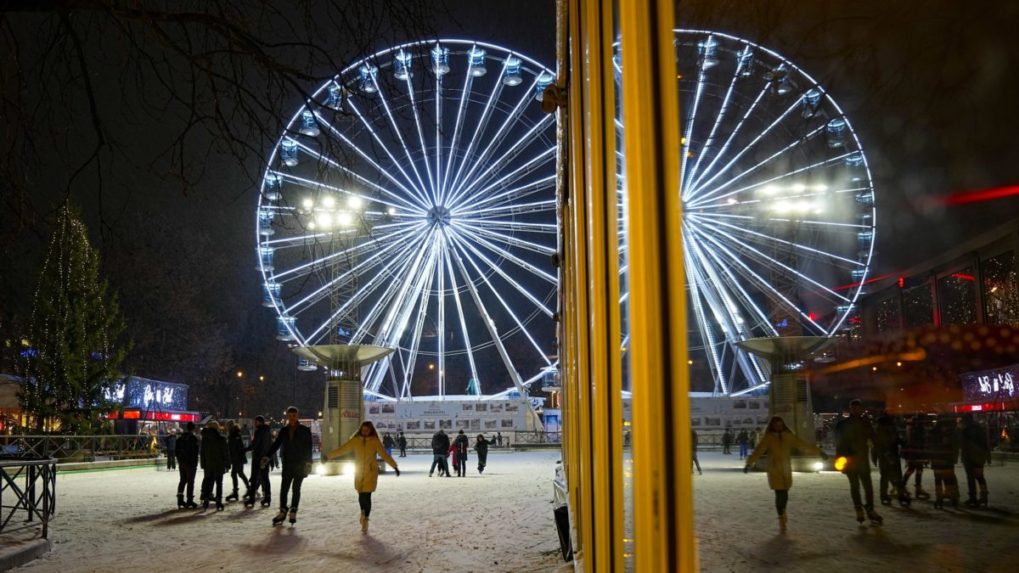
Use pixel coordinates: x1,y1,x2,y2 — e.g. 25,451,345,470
688,95,807,199
290,140,425,213
686,83,769,194
451,224,557,285
401,73,438,203
446,64,535,203
453,146,556,207
454,175,555,214
684,241,730,394
272,223,423,282
451,236,553,368
436,235,446,396
683,49,745,199
347,243,429,347
394,236,440,399
689,224,828,334
270,170,417,215
694,221,850,303
692,150,856,208
441,239,481,392
464,199,557,218
447,230,554,317
443,55,508,201
689,213,864,268
369,74,433,206
368,231,437,343
455,221,557,255
690,123,826,206
456,218,557,234
448,112,554,206
679,67,709,199
440,65,476,202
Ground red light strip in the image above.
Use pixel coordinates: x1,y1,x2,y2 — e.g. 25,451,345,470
943,185,1019,205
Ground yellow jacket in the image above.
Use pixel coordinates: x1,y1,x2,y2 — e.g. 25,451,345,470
326,435,399,493
745,430,820,491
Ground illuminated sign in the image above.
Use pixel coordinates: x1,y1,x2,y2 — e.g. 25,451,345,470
105,376,188,411
960,363,1019,404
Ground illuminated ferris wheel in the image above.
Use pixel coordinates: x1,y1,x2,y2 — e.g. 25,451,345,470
255,39,557,400
617,30,878,395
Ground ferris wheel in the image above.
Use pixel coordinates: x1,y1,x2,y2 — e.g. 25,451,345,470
617,30,878,396
256,39,558,401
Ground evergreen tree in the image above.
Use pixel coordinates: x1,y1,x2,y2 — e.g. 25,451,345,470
19,205,128,433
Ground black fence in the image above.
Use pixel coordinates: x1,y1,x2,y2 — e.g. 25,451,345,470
0,435,158,463
0,457,57,538
395,431,562,449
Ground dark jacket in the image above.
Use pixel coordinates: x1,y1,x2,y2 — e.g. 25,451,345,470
835,415,875,466
164,434,177,452
927,421,960,467
267,423,313,477
960,421,991,466
397,434,407,449
175,432,199,465
382,434,395,449
228,430,247,467
872,415,902,462
432,431,451,455
199,428,229,474
474,437,490,459
247,425,272,459
454,433,469,459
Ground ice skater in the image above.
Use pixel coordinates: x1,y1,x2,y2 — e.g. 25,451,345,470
382,433,395,458
691,429,702,475
474,434,490,474
873,412,909,506
263,406,313,525
175,422,199,509
225,421,249,502
429,428,451,477
199,421,229,511
744,416,824,532
324,421,400,533
398,431,408,457
835,399,883,524
737,429,750,460
244,415,272,508
901,415,930,500
928,414,961,509
164,430,177,471
453,429,469,477
722,428,733,455
960,413,990,507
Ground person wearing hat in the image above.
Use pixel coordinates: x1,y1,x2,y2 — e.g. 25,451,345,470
834,399,883,524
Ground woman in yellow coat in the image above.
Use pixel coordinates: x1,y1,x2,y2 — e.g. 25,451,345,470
325,421,400,532
744,416,826,531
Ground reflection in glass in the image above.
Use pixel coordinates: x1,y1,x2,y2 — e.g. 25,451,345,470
902,283,934,328
983,251,1017,325
938,267,978,325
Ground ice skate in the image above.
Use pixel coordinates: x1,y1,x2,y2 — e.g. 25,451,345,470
865,506,883,525
855,508,865,524
778,513,788,532
880,494,892,506
260,497,272,508
225,491,239,502
202,499,210,510
272,508,289,526
288,509,297,525
914,486,931,500
184,499,198,509
964,497,979,508
243,495,255,508
177,494,185,509
215,499,224,511
979,490,988,508
361,515,369,533
897,491,911,507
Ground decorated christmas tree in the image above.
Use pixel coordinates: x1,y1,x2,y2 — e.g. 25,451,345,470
19,204,128,433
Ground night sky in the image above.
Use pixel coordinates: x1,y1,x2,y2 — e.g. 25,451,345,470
2,1,1017,411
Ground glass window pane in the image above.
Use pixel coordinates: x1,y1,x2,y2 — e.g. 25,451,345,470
875,295,901,332
902,283,935,328
983,251,1017,325
938,267,978,325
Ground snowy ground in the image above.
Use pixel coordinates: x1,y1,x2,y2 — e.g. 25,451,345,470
16,451,565,573
693,451,1019,573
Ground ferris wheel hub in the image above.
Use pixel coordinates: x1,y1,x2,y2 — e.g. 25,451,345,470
427,206,452,227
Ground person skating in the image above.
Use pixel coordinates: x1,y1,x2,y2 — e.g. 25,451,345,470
325,421,400,532
928,414,961,509
873,412,909,506
744,416,825,532
429,428,451,477
474,434,490,474
225,421,249,502
382,433,395,458
453,429,469,477
264,406,313,525
901,415,930,499
691,429,702,475
164,431,177,471
959,413,990,507
722,428,733,455
244,415,272,508
835,399,882,524
199,421,230,511
175,422,200,509
397,431,408,458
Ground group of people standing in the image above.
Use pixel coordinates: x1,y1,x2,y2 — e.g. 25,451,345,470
721,427,759,460
429,428,491,477
742,399,994,532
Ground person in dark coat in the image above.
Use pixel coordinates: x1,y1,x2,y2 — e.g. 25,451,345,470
928,414,961,508
453,430,469,477
722,428,733,455
474,434,490,474
872,412,908,505
736,429,750,460
175,422,199,509
834,400,882,523
959,413,990,507
245,415,272,507
691,429,702,475
164,431,177,471
901,415,930,499
382,433,395,458
429,428,451,477
397,431,408,457
264,406,313,525
225,421,249,502
199,421,230,511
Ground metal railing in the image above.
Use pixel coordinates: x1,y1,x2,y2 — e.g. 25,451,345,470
0,457,57,538
0,435,158,463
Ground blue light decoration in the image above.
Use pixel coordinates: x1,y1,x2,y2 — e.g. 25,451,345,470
393,49,413,81
801,88,822,119
297,358,318,372
698,36,719,69
826,118,847,148
503,56,523,86
258,246,274,272
326,83,344,110
359,64,378,93
431,44,450,76
299,109,320,137
263,173,282,201
280,138,298,167
467,46,487,77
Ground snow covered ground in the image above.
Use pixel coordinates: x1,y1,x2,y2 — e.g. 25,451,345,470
693,451,1019,573
16,450,565,573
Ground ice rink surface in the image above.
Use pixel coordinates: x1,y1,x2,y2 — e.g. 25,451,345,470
16,450,564,573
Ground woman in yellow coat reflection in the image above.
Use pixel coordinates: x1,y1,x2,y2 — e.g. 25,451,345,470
325,421,400,532
744,416,826,532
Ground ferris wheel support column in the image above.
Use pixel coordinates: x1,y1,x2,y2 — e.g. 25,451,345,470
294,344,393,476
736,336,831,472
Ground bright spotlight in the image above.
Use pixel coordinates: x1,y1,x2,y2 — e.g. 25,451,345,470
726,198,738,205
307,221,317,230
321,195,336,209
812,461,824,472
834,456,848,471
772,201,791,214
342,462,356,475
813,184,829,192
336,211,354,226
315,211,333,229
301,197,314,210
791,183,807,193
315,463,327,476
760,185,779,195
348,195,364,209
387,207,397,216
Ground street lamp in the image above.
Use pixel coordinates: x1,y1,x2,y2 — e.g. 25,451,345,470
236,370,244,378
